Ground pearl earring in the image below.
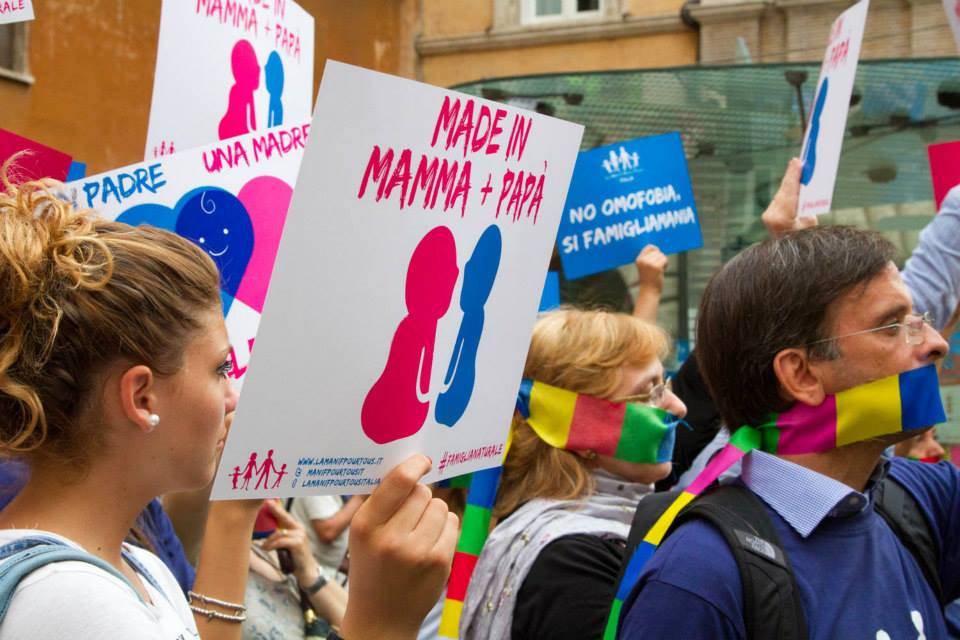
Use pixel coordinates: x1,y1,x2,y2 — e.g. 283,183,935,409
147,414,160,431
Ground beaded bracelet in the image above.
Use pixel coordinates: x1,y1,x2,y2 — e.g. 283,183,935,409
189,604,247,623
187,590,246,612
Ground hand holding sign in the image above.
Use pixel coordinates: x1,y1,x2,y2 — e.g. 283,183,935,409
341,455,458,640
761,158,817,237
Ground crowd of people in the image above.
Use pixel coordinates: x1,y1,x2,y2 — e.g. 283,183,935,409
1,148,960,640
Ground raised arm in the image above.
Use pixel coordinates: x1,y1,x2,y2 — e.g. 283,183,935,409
632,245,668,323
902,186,960,331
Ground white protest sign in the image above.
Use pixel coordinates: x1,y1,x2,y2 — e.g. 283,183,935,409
945,0,960,54
145,0,314,159
212,61,584,498
0,0,33,24
797,0,869,217
69,121,310,388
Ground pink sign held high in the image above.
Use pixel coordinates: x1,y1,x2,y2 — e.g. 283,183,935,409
928,140,960,210
0,128,72,185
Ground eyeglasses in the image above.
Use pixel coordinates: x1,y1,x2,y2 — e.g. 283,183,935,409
614,377,673,406
807,311,933,347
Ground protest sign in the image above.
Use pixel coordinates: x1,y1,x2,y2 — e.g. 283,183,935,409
68,121,310,388
539,271,560,312
145,0,314,159
212,61,583,499
0,0,32,24
945,0,960,54
797,0,870,218
927,140,960,209
0,128,72,184
556,132,702,280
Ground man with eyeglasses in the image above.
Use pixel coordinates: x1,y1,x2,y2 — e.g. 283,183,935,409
618,225,960,639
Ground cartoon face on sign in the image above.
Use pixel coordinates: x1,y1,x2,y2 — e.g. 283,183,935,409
117,177,291,323
362,224,504,443
176,189,255,297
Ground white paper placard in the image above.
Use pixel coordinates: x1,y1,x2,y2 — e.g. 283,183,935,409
144,0,314,159
944,0,960,54
68,121,311,389
797,0,870,217
212,61,584,498
0,0,33,24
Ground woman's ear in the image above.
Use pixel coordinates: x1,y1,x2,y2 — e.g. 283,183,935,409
773,348,826,407
118,365,158,434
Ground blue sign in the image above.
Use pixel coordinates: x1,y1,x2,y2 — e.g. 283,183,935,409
557,132,703,280
538,271,560,312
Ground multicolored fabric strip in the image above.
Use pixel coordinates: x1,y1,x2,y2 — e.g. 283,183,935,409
756,363,946,454
603,364,946,640
438,465,502,638
517,378,677,464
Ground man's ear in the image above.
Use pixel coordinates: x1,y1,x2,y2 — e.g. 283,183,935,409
118,365,158,434
773,347,826,407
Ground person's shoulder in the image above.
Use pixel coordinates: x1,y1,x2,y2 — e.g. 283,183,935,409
295,495,341,519
642,517,743,599
889,458,960,510
528,533,623,583
0,557,164,639
620,519,745,639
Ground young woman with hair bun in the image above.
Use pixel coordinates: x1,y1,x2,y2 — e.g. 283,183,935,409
0,165,457,640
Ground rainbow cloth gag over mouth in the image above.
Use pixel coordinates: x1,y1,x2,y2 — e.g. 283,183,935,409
604,364,947,640
516,378,679,464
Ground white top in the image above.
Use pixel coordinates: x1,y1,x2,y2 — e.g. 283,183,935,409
289,496,349,576
0,529,198,640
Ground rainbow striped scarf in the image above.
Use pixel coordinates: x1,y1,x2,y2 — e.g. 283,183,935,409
438,379,680,638
439,465,501,638
604,364,946,639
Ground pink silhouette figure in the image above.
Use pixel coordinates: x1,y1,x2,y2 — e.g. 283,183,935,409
235,176,294,313
230,465,242,490
255,449,279,490
361,227,459,444
955,0,960,19
240,452,258,490
218,40,260,140
271,464,288,490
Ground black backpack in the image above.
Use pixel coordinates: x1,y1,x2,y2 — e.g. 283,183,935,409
615,477,943,640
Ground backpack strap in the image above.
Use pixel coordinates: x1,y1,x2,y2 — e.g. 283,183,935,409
0,545,144,623
874,475,943,605
617,484,808,640
679,485,807,640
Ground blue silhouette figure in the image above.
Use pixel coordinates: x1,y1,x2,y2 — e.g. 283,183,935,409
435,225,503,427
264,51,285,128
801,77,829,186
175,189,254,309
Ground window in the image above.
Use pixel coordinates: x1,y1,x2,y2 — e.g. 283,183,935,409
523,0,602,24
0,23,31,83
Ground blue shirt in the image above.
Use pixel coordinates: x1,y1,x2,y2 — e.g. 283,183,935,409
619,454,960,639
902,185,960,330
